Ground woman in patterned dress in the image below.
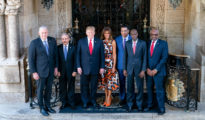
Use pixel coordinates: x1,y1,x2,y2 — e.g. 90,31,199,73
98,27,119,107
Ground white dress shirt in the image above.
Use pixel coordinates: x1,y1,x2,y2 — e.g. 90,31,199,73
87,37,94,48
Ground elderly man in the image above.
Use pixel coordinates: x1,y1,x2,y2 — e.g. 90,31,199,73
77,26,105,108
58,33,77,110
144,27,168,115
28,26,58,116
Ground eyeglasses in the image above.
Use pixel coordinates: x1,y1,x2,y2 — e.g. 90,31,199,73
151,34,159,36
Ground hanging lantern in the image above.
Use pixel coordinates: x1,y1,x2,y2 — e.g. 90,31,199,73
168,0,182,9
41,0,54,10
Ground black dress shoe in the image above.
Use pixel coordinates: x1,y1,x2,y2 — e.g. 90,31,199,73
45,107,56,113
83,104,88,109
40,108,49,116
158,108,165,115
127,106,132,112
144,106,152,112
92,103,99,108
60,104,66,110
118,100,126,106
137,107,143,112
70,104,76,110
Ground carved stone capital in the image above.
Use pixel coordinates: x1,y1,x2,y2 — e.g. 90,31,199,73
5,0,21,15
0,0,6,15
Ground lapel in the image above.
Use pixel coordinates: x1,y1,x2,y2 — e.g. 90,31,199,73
38,38,48,56
92,37,97,55
86,38,90,55
47,38,52,56
134,39,141,56
67,44,72,61
152,40,160,57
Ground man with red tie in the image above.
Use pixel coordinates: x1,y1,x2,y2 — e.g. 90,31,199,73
77,26,105,108
144,27,168,115
123,29,147,112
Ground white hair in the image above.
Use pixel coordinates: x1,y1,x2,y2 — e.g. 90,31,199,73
61,33,70,38
39,26,48,32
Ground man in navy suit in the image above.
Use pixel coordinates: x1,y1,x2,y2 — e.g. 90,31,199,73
123,29,147,112
144,27,168,115
58,33,77,110
28,26,58,116
115,25,132,105
77,26,105,108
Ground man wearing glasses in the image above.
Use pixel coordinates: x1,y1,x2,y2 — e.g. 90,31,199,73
144,27,168,115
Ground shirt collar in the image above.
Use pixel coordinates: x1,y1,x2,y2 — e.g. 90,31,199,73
41,38,48,42
123,35,129,41
87,37,94,41
63,43,69,47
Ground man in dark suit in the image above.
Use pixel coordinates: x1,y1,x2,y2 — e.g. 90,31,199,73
28,26,58,116
76,26,105,108
144,27,168,115
58,33,77,110
123,29,147,112
115,25,132,105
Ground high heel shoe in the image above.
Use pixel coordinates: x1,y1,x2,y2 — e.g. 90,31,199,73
105,98,112,107
103,101,106,106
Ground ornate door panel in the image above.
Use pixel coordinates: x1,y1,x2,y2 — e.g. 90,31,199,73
72,0,150,39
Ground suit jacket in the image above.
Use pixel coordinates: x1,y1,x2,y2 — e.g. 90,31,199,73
123,39,147,75
58,43,76,78
115,35,132,70
28,36,58,78
76,37,105,75
147,39,168,76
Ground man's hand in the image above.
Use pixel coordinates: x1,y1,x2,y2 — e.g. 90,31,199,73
77,68,82,75
33,72,39,80
123,70,128,77
72,72,77,77
147,68,152,76
99,68,105,74
152,69,158,76
139,71,145,78
54,68,58,76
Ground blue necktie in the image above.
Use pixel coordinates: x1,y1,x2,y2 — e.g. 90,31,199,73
64,46,67,60
123,38,126,48
43,41,49,55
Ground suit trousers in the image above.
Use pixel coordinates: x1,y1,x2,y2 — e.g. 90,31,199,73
59,73,75,106
146,75,165,109
80,74,98,105
118,69,126,101
127,72,144,108
36,73,54,109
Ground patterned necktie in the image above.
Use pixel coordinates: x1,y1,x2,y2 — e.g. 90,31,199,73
150,40,155,56
89,39,93,55
133,41,136,54
43,41,49,55
64,45,67,60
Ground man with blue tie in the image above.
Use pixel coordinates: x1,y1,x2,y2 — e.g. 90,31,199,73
144,27,168,115
123,29,147,112
28,26,58,116
115,25,132,105
77,26,105,108
57,33,77,110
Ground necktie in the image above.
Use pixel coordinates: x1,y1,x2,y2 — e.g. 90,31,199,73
89,39,93,55
43,41,49,55
123,38,126,48
150,40,155,56
64,45,67,60
133,41,136,54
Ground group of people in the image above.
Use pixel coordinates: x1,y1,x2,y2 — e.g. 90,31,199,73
28,25,168,116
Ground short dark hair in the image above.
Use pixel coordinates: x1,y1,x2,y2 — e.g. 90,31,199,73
121,25,129,30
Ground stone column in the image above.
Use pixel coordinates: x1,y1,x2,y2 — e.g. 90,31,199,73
4,0,21,61
0,0,6,60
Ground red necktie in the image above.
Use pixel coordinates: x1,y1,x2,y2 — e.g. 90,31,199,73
150,40,155,56
133,41,136,54
89,39,93,55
